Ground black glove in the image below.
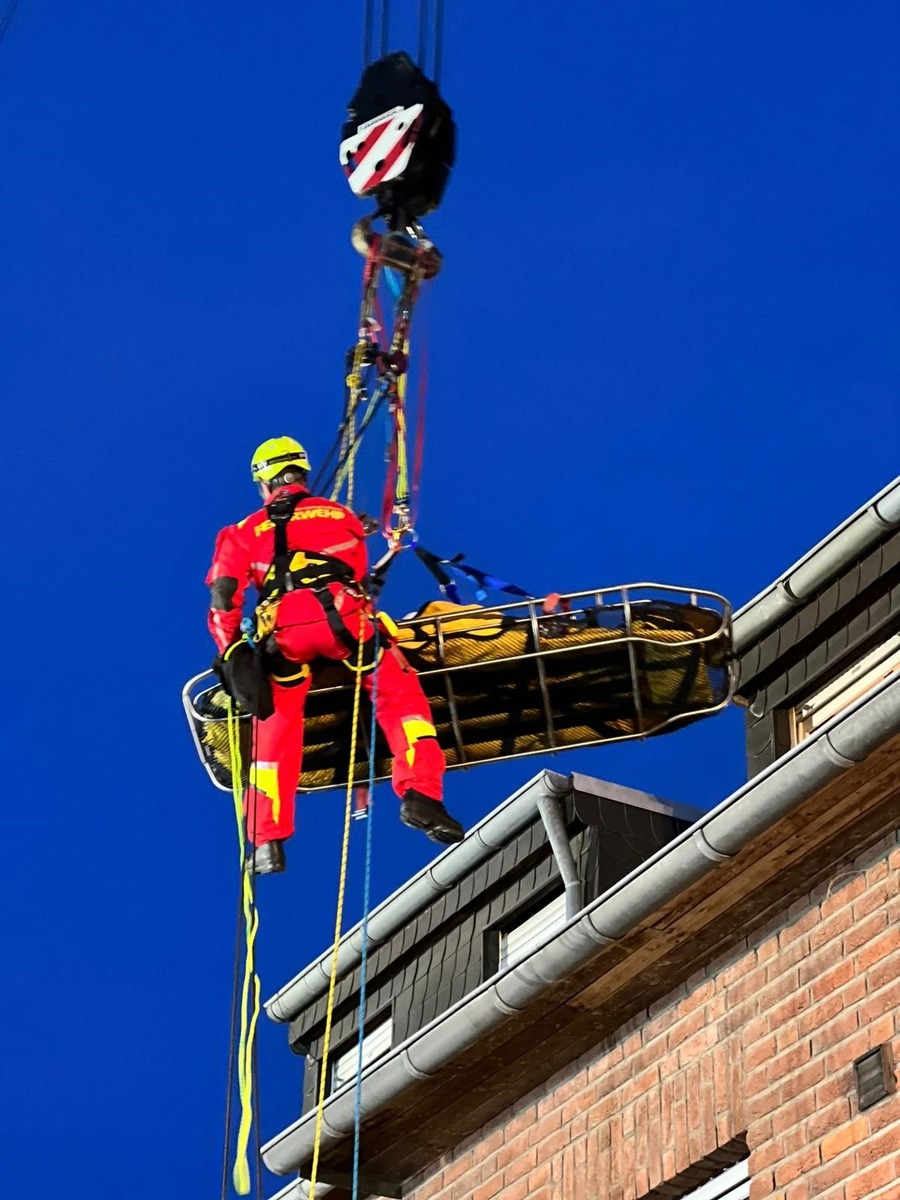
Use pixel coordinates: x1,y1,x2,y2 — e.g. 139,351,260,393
213,639,275,721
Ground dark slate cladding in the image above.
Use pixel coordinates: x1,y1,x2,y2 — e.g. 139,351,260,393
738,527,900,777
294,788,695,1115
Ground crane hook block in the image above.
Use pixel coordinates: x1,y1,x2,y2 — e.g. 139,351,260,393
339,51,456,222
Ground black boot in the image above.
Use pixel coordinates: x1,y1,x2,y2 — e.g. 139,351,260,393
400,791,465,844
247,840,286,875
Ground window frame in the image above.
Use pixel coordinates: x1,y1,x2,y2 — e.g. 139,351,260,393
792,633,900,743
329,1009,393,1095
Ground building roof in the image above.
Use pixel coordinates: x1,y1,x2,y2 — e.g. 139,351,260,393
263,669,900,1192
732,475,900,654
265,773,699,1026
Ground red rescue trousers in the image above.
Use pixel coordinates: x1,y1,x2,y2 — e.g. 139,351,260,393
244,591,445,847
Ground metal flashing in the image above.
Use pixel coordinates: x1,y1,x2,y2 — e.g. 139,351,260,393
266,771,679,1025
733,476,900,654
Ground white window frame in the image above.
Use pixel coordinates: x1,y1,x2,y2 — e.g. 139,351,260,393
681,1159,749,1200
331,1015,392,1093
499,891,568,970
793,634,900,742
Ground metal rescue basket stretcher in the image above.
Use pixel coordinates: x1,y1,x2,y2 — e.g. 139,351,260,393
183,583,736,794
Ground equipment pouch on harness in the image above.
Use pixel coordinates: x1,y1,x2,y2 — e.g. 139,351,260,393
213,640,275,721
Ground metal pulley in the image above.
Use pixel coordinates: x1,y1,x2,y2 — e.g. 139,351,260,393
339,51,456,223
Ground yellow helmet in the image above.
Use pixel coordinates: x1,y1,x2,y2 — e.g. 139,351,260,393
250,436,311,483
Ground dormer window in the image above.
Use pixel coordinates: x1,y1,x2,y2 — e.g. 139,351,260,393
499,891,568,970
793,634,900,743
331,1015,392,1093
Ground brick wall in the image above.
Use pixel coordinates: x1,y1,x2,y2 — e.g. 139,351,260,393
404,830,900,1200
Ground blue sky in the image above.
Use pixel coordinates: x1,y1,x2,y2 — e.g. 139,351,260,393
1,4,897,1197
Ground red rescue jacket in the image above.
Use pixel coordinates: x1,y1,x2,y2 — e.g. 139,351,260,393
206,485,368,653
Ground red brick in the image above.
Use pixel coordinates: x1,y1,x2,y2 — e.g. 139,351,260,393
756,968,802,1016
801,993,849,1041
867,1097,900,1135
677,977,716,1014
526,1110,563,1146
816,1072,854,1107
678,1024,718,1067
853,877,895,920
868,954,900,994
825,1015,896,1074
772,1091,818,1136
779,1058,825,1104
767,1040,812,1084
569,1113,588,1141
751,1140,781,1172
472,1172,503,1200
744,1036,777,1075
845,1157,900,1200
807,942,852,990
811,1008,860,1055
780,906,819,945
749,1168,774,1200
666,1006,707,1051
853,1120,900,1171
727,964,768,1006
820,873,867,918
530,1124,571,1163
807,1096,851,1141
810,1148,859,1191
857,925,900,971
495,1133,530,1172
717,949,759,989
776,1021,803,1052
821,1116,869,1161
494,1182,527,1200
858,977,900,1023
504,1104,536,1140
775,1145,820,1186
843,910,889,956
809,904,854,951
743,1014,770,1045
501,1146,536,1187
525,1162,551,1192
784,1182,809,1200
441,1153,475,1186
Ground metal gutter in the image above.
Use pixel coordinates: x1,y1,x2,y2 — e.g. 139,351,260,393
265,769,572,1024
262,670,900,1180
732,475,900,654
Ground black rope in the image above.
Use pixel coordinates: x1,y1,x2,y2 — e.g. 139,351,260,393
418,0,427,69
380,0,390,57
363,0,373,64
433,0,443,84
0,0,19,46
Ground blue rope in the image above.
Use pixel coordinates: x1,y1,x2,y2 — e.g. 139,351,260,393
351,625,380,1200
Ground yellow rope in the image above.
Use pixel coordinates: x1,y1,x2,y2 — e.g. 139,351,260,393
393,337,411,509
308,618,368,1200
226,699,262,1198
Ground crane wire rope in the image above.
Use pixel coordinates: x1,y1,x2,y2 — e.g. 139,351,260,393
364,0,443,79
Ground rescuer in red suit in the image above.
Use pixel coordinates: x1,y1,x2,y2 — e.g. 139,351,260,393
207,436,463,874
